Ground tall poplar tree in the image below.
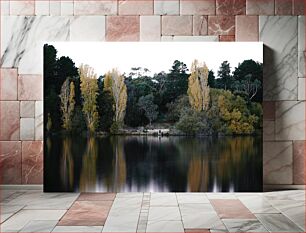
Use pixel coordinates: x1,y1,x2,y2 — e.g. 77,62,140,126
104,69,127,125
60,79,75,130
187,60,210,112
79,64,99,133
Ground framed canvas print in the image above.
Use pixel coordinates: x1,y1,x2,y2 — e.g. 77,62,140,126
43,42,263,192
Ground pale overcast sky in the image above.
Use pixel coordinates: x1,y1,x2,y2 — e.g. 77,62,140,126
49,42,263,77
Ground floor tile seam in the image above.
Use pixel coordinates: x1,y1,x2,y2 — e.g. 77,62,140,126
221,218,270,233
23,208,71,210
98,197,115,227
0,191,17,203
255,213,305,232
137,192,150,232
175,193,185,231
19,219,59,233
210,198,257,215
274,210,306,231
266,202,301,217
0,203,27,225
1,192,27,203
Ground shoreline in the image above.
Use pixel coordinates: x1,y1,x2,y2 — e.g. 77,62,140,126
46,131,262,138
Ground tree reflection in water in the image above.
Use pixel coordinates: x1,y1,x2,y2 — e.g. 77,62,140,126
44,135,262,192
79,137,98,192
60,137,74,189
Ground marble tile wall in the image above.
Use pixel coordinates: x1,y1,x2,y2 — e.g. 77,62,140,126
0,0,305,186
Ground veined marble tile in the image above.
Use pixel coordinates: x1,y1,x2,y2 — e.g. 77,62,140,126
103,206,140,232
263,120,275,141
179,203,215,213
206,193,237,199
0,101,20,140
216,0,246,15
0,209,66,232
148,206,181,221
77,193,116,201
293,141,305,185
236,16,259,41
275,101,305,140
237,195,279,214
180,0,216,15
61,1,74,16
52,226,103,232
293,0,305,15
20,101,35,118
58,200,112,226
146,221,184,233
1,191,27,203
219,35,235,42
20,118,35,140
74,1,117,15
154,0,179,15
264,190,305,201
161,36,218,41
10,1,35,15
1,16,70,74
210,199,256,219
0,190,17,201
22,141,43,184
118,0,153,15
193,16,208,36
116,192,143,198
256,213,303,232
50,1,61,16
0,204,24,223
182,211,223,230
208,16,235,36
222,219,268,232
180,204,223,229
18,75,43,100
269,199,305,210
35,101,43,140
111,197,142,208
140,16,161,41
275,0,293,15
5,191,78,209
162,16,192,36
35,1,50,16
260,16,298,100
298,78,305,100
298,16,305,78
23,193,79,210
176,193,210,204
268,200,305,230
1,0,10,15
0,68,18,100
263,141,293,184
106,16,140,41
150,193,178,206
263,101,275,120
70,16,106,41
247,0,274,17
20,220,58,232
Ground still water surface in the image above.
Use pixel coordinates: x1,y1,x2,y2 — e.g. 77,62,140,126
44,135,262,192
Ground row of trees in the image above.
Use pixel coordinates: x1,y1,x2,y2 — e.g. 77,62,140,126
44,44,263,136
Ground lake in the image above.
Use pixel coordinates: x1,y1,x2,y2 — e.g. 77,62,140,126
44,135,262,192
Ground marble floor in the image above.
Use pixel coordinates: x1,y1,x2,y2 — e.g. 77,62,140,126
0,188,305,233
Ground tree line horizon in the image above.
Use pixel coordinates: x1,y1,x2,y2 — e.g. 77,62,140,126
44,44,263,136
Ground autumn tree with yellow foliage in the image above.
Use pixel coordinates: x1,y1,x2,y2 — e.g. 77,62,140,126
187,60,210,112
60,79,75,130
79,64,99,133
104,69,127,127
